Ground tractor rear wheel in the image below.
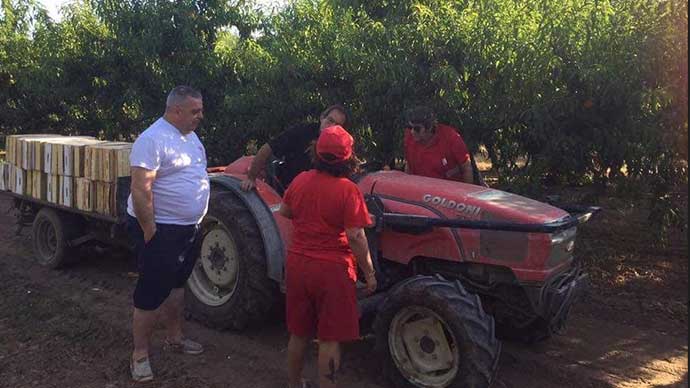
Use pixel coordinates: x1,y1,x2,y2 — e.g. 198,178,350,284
375,275,500,388
185,187,277,330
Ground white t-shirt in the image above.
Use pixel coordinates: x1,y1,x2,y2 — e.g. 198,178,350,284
127,118,210,225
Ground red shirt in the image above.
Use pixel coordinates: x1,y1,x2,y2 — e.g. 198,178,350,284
283,170,372,275
404,123,470,181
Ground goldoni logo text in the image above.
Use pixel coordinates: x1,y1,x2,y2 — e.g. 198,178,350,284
422,194,481,217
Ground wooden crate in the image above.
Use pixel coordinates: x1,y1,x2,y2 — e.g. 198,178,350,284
46,174,59,204
26,136,65,172
59,175,74,207
32,171,43,200
26,169,33,196
4,136,132,217
94,181,105,215
25,170,33,198
94,181,118,216
8,134,62,170
21,139,30,170
31,171,47,201
69,139,105,177
44,137,70,175
44,141,59,175
20,136,31,169
8,164,15,193
5,134,20,166
108,143,133,181
20,137,30,170
48,143,63,176
32,136,74,174
4,134,44,166
5,135,19,165
13,167,26,195
75,178,94,211
84,144,99,180
85,142,132,182
5,135,14,165
61,138,103,177
43,136,96,176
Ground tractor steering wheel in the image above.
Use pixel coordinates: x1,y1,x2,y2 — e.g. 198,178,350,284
264,157,287,195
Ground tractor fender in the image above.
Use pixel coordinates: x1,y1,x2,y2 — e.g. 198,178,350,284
209,175,285,283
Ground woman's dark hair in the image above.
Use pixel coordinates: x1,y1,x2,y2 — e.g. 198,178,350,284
320,104,351,128
309,142,360,177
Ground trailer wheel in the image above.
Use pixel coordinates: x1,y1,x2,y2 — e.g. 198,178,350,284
375,275,500,388
32,207,79,268
185,187,277,330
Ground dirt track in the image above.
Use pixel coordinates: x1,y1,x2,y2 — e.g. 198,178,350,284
0,195,687,388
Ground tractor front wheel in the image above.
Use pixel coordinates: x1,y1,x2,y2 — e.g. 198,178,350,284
375,275,500,388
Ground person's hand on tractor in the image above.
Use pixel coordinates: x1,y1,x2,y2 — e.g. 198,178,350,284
240,176,256,191
363,271,377,295
346,227,377,294
241,143,276,192
445,165,461,179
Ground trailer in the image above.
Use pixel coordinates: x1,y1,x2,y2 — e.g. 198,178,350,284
1,177,132,268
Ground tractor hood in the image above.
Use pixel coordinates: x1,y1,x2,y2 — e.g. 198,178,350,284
358,171,568,224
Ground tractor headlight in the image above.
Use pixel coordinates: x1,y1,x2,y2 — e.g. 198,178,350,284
547,227,577,267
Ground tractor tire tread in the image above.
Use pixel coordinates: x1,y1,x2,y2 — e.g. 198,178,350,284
375,275,500,388
186,186,278,330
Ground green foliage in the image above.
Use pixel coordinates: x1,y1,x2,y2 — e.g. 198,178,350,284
1,0,687,191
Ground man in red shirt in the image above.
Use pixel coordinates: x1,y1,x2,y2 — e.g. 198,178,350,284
279,125,376,388
403,105,474,183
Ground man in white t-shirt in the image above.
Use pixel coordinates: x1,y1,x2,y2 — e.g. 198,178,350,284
126,85,210,382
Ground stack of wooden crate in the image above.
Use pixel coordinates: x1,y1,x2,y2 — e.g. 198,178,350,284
2,134,132,217
80,142,133,216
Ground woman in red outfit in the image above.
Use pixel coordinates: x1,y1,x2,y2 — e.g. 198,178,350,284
279,125,377,388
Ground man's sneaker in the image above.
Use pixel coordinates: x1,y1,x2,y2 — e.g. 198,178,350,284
163,338,204,355
130,356,153,382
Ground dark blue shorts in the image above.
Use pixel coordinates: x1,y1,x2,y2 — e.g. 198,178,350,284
127,215,200,311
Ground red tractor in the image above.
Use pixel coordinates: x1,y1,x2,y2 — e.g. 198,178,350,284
185,157,599,388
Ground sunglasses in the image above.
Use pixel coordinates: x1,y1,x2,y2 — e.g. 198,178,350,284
406,123,427,133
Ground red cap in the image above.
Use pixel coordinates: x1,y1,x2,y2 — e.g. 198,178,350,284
316,125,354,163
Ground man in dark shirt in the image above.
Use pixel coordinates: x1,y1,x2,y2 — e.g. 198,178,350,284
240,105,350,192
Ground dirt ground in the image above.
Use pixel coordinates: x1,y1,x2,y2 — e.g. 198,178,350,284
0,189,687,388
